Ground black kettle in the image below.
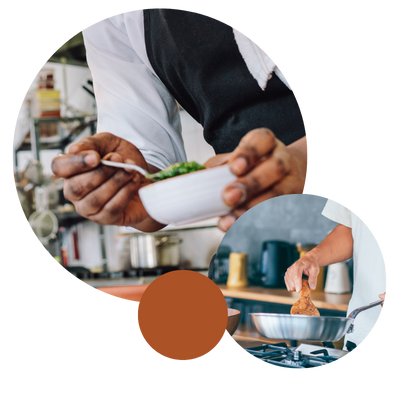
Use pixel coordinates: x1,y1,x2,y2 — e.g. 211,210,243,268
257,240,299,288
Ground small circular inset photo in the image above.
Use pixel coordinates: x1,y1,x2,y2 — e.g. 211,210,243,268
209,194,386,368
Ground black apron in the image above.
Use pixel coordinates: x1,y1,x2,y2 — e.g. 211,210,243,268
143,9,305,154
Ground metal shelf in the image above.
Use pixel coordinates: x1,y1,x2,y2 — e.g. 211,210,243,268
16,115,97,159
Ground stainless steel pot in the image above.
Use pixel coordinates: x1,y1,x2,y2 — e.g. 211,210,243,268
250,299,383,342
130,235,182,268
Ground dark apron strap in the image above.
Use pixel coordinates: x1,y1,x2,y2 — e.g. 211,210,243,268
144,9,305,153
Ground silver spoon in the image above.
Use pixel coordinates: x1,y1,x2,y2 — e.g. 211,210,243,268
100,159,153,180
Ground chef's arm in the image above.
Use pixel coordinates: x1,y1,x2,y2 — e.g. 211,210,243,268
305,224,353,269
285,224,353,292
83,16,187,172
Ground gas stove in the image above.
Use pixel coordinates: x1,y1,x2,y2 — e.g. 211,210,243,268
246,342,354,368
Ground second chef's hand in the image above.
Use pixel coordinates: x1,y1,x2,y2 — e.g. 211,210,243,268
205,128,307,232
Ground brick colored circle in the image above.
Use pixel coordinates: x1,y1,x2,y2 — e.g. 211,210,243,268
138,270,228,360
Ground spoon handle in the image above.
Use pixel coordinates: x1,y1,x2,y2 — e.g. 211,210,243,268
100,160,149,177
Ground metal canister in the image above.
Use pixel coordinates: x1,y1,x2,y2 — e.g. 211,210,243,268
227,252,249,288
130,236,140,268
137,235,158,268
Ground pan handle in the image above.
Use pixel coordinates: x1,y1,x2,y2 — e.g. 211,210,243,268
347,299,384,320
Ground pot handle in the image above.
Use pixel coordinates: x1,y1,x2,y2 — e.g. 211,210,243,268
347,299,384,320
155,236,183,246
155,236,169,246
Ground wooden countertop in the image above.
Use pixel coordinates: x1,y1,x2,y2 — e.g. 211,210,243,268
92,280,350,311
218,285,352,312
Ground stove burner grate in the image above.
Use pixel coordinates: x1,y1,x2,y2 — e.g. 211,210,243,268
246,342,339,368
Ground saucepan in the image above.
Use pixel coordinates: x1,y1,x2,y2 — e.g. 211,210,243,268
250,299,383,342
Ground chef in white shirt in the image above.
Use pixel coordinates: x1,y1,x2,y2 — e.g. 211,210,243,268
52,9,307,232
284,199,386,349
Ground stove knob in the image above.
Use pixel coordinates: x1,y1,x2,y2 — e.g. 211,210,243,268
292,351,301,361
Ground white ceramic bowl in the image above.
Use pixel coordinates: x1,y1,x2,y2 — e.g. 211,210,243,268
138,165,236,225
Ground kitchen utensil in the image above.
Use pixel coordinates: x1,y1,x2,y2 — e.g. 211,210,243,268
136,235,158,268
29,209,58,243
130,236,140,268
138,165,236,225
227,308,241,335
103,228,132,273
257,241,299,288
131,234,182,268
24,160,45,187
100,160,151,179
290,279,320,316
101,160,205,182
227,253,249,288
324,262,352,294
250,299,383,342
212,246,231,283
157,236,182,266
75,221,104,273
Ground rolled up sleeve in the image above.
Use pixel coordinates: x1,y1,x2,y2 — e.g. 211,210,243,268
321,199,353,228
83,11,187,170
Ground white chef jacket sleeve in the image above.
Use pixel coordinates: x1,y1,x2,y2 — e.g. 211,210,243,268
82,12,187,171
321,199,353,228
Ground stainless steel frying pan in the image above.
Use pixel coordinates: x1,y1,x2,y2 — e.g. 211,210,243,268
250,299,383,342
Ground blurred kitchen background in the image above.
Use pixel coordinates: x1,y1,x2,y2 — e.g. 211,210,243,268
13,32,221,287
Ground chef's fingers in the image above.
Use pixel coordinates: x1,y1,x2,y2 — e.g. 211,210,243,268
73,163,139,217
217,214,237,232
285,262,305,292
222,146,292,208
217,176,301,231
67,132,121,156
51,150,101,178
63,153,128,201
227,128,277,176
204,153,230,168
285,256,320,292
289,258,319,291
305,266,319,291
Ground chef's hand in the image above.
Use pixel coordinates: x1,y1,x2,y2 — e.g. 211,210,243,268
51,132,165,232
379,292,389,310
284,253,320,293
205,129,307,232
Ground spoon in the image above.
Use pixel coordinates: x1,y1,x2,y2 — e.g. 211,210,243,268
290,278,320,316
101,159,205,182
100,160,154,180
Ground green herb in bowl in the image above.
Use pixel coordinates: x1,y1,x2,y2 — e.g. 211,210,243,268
148,161,206,181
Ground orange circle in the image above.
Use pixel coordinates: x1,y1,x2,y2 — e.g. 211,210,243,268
138,270,228,360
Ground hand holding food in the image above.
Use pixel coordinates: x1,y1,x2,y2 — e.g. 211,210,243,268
284,252,320,292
